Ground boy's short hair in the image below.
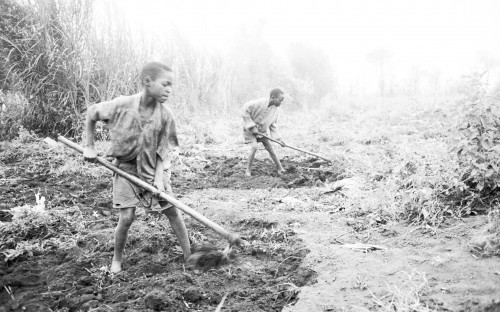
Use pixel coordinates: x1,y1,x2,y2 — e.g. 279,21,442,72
270,88,284,98
140,62,172,83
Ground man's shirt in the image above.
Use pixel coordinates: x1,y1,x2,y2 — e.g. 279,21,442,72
241,97,281,140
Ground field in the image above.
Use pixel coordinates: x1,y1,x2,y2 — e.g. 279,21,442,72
1,94,500,312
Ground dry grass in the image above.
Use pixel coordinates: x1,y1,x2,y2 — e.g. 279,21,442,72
469,209,500,257
370,270,435,312
0,193,85,262
0,0,315,139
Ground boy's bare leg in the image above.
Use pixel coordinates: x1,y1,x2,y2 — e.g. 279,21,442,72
262,139,285,173
245,142,259,176
163,207,191,260
111,207,136,273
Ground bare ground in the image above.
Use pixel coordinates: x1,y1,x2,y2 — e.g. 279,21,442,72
2,100,500,311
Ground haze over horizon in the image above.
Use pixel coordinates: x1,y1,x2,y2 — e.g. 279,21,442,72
103,0,500,95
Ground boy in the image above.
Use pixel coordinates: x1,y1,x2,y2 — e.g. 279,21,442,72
83,62,191,273
242,88,286,176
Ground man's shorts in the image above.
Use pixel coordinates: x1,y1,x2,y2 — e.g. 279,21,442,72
112,161,174,211
243,128,268,144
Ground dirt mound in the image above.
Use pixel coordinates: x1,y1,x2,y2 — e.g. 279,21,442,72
173,155,344,191
1,216,316,311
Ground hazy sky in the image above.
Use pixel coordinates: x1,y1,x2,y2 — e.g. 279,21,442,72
108,0,500,91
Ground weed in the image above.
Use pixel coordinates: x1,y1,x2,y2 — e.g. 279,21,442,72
0,193,84,262
469,208,500,257
371,270,435,312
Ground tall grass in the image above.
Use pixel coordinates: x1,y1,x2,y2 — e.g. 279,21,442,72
0,0,315,140
1,0,96,137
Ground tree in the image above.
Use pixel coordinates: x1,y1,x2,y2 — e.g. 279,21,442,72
288,42,335,105
477,52,499,86
367,48,392,97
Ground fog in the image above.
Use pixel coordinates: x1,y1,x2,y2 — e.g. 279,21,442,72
103,0,500,95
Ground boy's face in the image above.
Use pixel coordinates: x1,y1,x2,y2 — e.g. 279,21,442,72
270,94,285,106
145,70,174,103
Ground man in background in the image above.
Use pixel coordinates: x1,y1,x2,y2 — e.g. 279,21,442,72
241,88,286,177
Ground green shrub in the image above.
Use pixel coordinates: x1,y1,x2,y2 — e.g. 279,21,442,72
0,91,28,140
0,0,97,137
0,0,318,140
0,193,84,262
393,151,464,226
454,72,500,196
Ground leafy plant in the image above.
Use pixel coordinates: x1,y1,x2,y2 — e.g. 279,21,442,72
371,270,435,312
0,193,84,262
455,72,500,195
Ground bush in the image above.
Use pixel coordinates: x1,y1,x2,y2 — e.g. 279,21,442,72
469,209,500,257
454,72,500,197
0,0,98,137
0,91,28,140
0,0,320,140
393,151,464,226
0,193,84,262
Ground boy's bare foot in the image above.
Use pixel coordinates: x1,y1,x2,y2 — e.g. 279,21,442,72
277,168,285,175
110,260,122,273
245,169,252,177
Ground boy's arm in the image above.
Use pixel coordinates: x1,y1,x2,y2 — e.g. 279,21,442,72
83,101,116,161
155,107,177,193
153,155,165,193
83,105,99,161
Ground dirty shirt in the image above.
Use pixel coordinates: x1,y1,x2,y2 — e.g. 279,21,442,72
91,93,178,209
241,98,281,141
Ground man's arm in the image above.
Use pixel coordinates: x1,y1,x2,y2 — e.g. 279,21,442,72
269,120,285,146
242,103,259,134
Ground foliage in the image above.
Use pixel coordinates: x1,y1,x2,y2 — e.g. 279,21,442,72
454,72,500,196
226,25,305,111
371,270,435,312
469,208,500,257
0,0,96,137
0,91,28,140
366,48,392,97
393,154,463,226
0,1,323,139
0,193,84,262
288,42,335,105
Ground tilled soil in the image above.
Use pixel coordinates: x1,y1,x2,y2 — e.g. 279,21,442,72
4,139,498,312
1,217,316,312
0,143,318,312
173,155,344,191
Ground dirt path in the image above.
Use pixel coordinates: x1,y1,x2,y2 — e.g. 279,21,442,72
178,152,500,311
187,195,500,312
282,213,500,312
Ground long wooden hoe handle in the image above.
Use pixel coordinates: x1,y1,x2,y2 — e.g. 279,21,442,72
258,133,334,164
57,136,241,245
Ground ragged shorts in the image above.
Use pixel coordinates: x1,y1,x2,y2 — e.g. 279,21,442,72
112,161,174,212
243,128,268,144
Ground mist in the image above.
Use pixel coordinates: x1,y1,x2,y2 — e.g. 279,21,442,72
112,0,500,97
